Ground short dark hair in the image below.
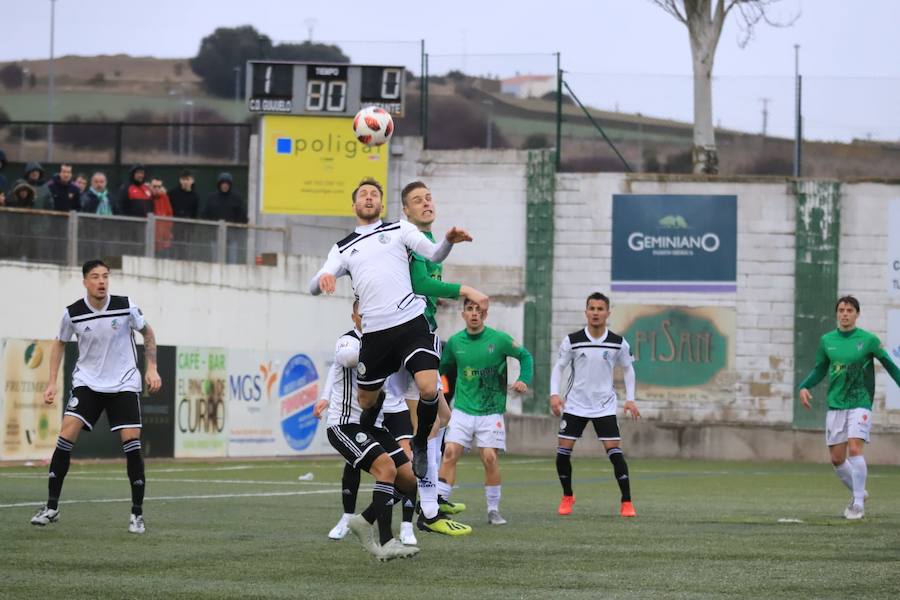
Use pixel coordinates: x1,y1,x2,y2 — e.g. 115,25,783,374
835,295,860,313
179,169,193,178
401,181,428,207
586,292,610,309
351,177,384,202
60,163,74,170
82,259,109,277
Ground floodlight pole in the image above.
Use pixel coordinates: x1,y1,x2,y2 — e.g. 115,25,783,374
47,0,57,162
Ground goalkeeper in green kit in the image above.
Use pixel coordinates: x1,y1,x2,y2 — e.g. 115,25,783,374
437,297,533,526
798,295,900,520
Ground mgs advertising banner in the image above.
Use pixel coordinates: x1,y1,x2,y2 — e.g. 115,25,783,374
888,310,900,410
175,347,228,458
612,195,737,293
259,114,389,216
889,199,900,298
0,339,62,461
614,305,736,403
227,350,333,457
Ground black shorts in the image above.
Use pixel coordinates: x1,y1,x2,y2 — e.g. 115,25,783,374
327,424,409,472
382,410,413,441
65,386,142,432
558,413,620,441
357,315,441,391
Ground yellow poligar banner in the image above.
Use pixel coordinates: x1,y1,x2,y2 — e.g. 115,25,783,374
0,339,62,460
260,115,389,216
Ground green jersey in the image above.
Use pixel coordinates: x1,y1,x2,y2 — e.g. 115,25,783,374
409,230,460,331
440,326,534,416
798,327,900,410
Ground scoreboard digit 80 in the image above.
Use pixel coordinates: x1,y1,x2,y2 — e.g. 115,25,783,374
246,61,405,117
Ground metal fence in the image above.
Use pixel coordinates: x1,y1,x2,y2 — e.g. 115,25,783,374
0,207,288,267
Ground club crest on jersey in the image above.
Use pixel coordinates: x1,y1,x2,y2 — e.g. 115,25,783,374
110,318,120,330
67,396,78,409
356,362,367,376
355,432,368,444
378,233,390,244
856,342,864,351
487,344,495,354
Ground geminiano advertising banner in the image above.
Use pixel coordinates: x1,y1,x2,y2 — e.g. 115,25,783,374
614,305,736,403
259,114,389,216
0,339,62,460
612,195,737,293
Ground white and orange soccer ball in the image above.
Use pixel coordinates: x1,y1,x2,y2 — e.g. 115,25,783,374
352,106,394,147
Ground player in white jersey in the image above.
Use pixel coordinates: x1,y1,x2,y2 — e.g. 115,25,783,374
309,177,480,491
31,260,161,534
315,300,420,561
313,301,420,546
550,292,640,518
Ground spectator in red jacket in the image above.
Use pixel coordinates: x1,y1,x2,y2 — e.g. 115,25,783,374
118,163,153,217
150,178,174,253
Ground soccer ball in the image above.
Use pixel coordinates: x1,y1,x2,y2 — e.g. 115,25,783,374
353,106,394,147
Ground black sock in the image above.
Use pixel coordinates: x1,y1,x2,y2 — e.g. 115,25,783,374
607,447,630,502
47,437,74,510
556,446,573,496
123,439,145,516
341,463,361,514
377,496,396,545
361,481,394,525
359,391,386,429
414,393,439,446
402,494,415,523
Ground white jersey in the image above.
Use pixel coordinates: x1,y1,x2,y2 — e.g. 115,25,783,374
325,329,363,427
58,295,146,393
309,220,453,333
550,327,635,418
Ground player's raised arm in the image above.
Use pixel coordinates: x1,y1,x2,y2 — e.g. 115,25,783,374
409,255,489,313
403,221,472,264
309,245,347,295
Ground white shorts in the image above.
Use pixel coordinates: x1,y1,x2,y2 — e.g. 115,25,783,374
445,409,506,451
825,408,872,446
386,369,421,401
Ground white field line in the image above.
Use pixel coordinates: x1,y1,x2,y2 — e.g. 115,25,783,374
0,473,339,486
0,488,341,509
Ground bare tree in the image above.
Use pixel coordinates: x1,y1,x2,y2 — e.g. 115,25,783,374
651,0,796,173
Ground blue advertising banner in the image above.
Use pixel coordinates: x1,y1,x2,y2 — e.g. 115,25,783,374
611,195,737,293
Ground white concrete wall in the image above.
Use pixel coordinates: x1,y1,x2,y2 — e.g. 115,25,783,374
552,174,900,429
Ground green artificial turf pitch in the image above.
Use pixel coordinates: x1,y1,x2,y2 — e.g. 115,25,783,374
1,456,898,599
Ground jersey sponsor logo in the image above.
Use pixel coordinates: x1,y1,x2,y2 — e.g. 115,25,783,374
355,432,369,444
357,362,367,376
378,233,391,244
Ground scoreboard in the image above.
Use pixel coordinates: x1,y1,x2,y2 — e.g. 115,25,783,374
246,61,405,117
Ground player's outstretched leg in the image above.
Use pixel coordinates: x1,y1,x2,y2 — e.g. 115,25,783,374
123,438,146,533
330,463,361,540
607,447,635,517
31,435,74,526
556,445,575,515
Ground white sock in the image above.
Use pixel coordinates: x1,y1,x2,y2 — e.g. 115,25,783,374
833,461,853,492
417,461,439,521
846,455,868,506
485,485,501,512
437,480,452,500
341,512,353,522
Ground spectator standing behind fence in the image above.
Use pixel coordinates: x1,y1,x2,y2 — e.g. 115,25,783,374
169,169,199,219
202,172,246,223
47,163,81,212
8,181,36,208
74,173,88,195
22,162,51,209
0,149,9,195
80,172,115,215
150,178,174,254
117,163,153,217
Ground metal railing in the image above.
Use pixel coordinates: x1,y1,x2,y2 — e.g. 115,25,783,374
0,207,288,267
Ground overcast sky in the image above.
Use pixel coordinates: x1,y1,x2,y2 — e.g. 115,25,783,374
2,0,898,141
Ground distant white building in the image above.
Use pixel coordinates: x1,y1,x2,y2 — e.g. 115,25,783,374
500,74,555,99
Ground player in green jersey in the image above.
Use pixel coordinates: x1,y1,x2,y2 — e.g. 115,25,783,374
437,297,534,525
798,295,900,520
